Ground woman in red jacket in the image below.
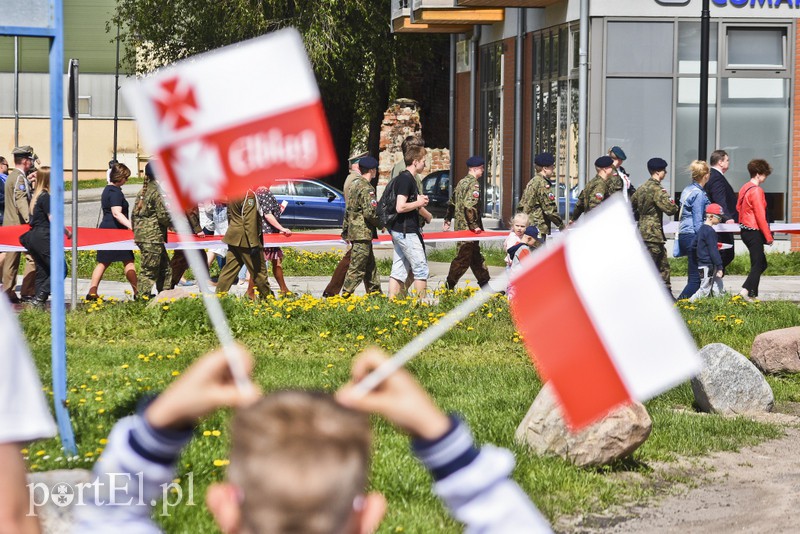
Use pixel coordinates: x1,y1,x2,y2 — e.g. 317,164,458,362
736,159,773,301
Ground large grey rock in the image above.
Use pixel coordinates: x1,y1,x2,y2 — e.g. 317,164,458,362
515,383,652,467
147,287,196,307
27,469,93,534
692,343,774,414
751,327,800,374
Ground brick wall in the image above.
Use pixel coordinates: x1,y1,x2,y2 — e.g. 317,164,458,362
454,71,472,182
793,28,800,250
501,37,516,226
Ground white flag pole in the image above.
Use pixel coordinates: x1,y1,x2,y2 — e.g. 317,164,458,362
351,275,508,398
156,176,253,394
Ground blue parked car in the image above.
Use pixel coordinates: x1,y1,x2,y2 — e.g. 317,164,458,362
268,178,345,228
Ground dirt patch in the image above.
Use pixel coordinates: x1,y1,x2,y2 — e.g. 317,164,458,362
555,413,800,533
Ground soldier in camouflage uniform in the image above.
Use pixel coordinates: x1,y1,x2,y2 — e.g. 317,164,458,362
518,152,565,239
169,206,206,287
341,156,381,297
132,162,173,297
572,156,615,221
630,157,679,292
443,156,491,290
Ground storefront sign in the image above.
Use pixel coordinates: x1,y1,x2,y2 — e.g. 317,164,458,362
710,0,799,7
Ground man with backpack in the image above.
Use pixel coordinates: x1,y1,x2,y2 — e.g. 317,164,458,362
385,145,431,301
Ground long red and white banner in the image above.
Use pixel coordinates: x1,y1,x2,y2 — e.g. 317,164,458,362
0,227,509,253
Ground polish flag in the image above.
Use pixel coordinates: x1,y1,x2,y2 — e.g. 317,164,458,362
122,29,337,209
508,198,701,430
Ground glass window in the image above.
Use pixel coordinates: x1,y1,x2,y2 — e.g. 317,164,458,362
678,22,718,74
294,181,329,197
606,22,674,74
559,27,568,77
269,182,289,195
675,78,717,192
727,27,786,69
604,78,673,188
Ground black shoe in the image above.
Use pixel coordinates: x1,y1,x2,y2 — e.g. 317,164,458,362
85,293,100,301
20,295,34,303
5,291,20,304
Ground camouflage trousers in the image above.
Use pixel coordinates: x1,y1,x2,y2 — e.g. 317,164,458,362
137,242,173,297
342,241,381,295
645,242,671,290
446,241,490,290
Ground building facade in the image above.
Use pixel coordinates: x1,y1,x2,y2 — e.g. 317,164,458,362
397,0,800,249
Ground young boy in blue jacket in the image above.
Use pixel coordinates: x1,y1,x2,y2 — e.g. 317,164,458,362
689,203,725,301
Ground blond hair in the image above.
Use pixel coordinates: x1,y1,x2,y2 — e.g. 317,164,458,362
688,160,710,183
30,166,51,216
511,212,529,227
229,391,371,534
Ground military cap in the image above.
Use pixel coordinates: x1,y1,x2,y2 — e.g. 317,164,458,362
466,156,485,168
524,225,540,239
609,146,627,161
647,157,668,173
595,155,614,169
348,151,368,166
12,145,35,158
534,153,555,167
144,161,157,178
359,156,378,170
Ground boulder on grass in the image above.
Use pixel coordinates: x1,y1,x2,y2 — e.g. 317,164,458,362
751,327,800,375
691,343,773,414
147,288,196,307
515,383,652,467
27,469,93,534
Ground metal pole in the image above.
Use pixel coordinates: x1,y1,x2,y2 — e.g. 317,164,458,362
577,0,589,196
698,0,710,161
14,36,19,146
50,0,77,455
113,21,120,161
449,34,456,200
70,59,79,310
512,8,525,213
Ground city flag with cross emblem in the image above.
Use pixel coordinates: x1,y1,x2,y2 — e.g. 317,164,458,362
508,198,702,430
122,29,337,209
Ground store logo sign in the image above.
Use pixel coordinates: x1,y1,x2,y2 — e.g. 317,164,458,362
655,0,690,5
710,0,799,6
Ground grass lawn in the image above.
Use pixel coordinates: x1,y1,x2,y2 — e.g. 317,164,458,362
19,288,800,531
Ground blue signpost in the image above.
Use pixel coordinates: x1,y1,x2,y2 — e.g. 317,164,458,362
1,0,76,455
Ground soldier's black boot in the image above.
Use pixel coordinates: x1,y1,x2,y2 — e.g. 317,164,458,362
32,291,49,309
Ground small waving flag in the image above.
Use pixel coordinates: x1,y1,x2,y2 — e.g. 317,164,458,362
508,198,701,430
122,29,337,209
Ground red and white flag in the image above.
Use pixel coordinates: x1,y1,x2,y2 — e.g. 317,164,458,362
122,29,337,209
509,198,701,430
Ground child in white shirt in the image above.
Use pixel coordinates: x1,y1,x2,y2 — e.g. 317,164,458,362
505,213,530,270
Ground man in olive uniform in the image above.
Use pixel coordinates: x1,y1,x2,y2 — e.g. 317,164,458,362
572,156,615,221
606,146,632,201
2,146,37,303
443,156,491,290
133,163,173,297
341,156,381,297
215,190,272,298
630,158,679,293
518,152,565,241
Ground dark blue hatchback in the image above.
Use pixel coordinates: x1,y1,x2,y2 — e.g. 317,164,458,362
269,179,346,228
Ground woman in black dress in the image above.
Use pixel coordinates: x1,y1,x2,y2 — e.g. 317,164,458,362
87,163,137,299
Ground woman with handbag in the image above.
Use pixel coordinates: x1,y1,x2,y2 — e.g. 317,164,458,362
676,160,711,300
737,159,773,301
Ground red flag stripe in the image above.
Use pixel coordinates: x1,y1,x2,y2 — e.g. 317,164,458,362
509,245,631,430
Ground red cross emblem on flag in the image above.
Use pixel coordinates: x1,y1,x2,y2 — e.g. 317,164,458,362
153,77,198,131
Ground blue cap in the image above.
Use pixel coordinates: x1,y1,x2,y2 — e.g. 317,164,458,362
467,156,485,168
610,146,627,161
144,161,156,178
534,153,555,167
647,157,668,173
524,225,540,240
359,156,378,170
595,155,614,168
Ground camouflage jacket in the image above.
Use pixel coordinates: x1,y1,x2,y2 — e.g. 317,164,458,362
343,171,360,202
132,179,170,243
630,178,678,244
445,173,483,231
572,175,608,220
343,175,379,241
518,173,564,234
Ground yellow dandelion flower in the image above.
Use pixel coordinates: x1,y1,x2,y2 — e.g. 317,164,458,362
99,438,108,445
203,430,211,436
121,364,129,369
211,430,221,437
356,335,365,341
213,459,230,467
171,371,180,377
36,450,45,456
97,408,105,414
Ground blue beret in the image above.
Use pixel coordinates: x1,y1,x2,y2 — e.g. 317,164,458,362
595,155,614,168
524,225,540,240
466,156,485,168
359,156,378,170
647,157,668,173
610,146,627,161
144,162,156,178
534,153,555,167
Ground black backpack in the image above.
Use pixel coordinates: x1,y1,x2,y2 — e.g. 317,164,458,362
377,178,399,229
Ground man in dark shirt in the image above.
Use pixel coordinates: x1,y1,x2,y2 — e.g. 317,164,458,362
704,149,737,271
387,145,431,300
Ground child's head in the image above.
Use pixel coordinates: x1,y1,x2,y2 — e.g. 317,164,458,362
522,225,542,247
511,213,529,237
215,391,374,534
705,203,724,225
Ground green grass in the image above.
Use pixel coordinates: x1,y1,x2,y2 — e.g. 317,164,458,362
19,290,798,531
670,251,800,276
64,176,144,191
427,245,507,267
